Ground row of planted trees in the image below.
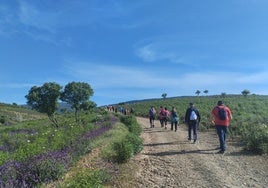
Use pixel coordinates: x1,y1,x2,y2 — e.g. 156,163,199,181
195,89,251,96
25,81,96,127
162,89,251,100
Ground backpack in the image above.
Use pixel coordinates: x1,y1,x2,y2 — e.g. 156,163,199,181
160,109,166,116
149,108,155,116
217,107,227,120
190,109,197,120
164,110,169,118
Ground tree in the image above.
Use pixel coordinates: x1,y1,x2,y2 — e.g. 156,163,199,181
161,93,167,100
241,89,250,97
203,89,209,95
60,82,94,122
221,92,227,98
195,90,201,96
25,82,61,127
80,101,97,111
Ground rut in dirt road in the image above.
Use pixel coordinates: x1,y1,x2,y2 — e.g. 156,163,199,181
124,117,268,188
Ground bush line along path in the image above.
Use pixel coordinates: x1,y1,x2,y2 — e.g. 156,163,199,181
119,117,268,188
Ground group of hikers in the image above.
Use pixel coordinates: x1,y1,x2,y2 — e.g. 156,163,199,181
148,100,232,154
106,105,134,115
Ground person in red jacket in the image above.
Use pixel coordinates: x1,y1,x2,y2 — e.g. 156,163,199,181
211,100,233,154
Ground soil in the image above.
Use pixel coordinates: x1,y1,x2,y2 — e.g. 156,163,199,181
116,117,268,188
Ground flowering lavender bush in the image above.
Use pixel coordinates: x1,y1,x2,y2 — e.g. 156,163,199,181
0,150,71,187
0,114,118,187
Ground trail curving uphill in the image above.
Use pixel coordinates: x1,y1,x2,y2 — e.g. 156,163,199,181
122,117,267,188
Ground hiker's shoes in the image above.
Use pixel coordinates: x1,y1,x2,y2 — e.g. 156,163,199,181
193,139,197,144
217,150,225,154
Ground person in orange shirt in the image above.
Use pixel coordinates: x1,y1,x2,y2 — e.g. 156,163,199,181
211,100,233,154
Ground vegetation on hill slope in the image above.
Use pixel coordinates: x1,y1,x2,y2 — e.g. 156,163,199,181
0,103,46,125
0,94,267,187
112,94,268,154
0,105,142,187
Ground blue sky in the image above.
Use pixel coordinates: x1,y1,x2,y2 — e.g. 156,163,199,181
1,0,268,106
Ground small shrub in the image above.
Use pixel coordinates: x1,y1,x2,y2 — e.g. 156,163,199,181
125,133,143,154
113,141,133,163
242,124,268,154
0,115,7,125
64,169,103,188
120,115,141,136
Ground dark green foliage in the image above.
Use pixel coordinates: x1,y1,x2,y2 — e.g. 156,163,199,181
112,114,143,163
60,82,94,122
119,115,142,136
113,141,133,163
0,115,7,124
125,133,143,154
241,123,268,154
25,82,62,126
241,89,250,96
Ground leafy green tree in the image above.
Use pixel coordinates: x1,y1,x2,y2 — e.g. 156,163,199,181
241,89,250,97
80,101,97,111
221,92,227,98
25,82,61,127
161,93,167,100
195,90,201,96
203,89,209,95
60,82,94,122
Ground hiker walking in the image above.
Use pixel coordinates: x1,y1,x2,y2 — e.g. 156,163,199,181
185,102,201,143
149,106,156,128
163,107,170,129
211,100,232,154
170,107,179,132
159,106,165,128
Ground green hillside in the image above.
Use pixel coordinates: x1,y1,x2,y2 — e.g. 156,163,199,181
0,95,267,187
113,94,268,153
0,103,47,125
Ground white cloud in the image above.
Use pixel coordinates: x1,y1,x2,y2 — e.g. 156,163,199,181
63,59,268,92
18,1,59,33
237,71,268,84
135,42,185,64
136,45,156,62
62,61,170,88
0,83,35,89
134,36,196,65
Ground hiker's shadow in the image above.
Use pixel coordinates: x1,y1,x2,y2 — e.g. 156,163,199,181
143,128,167,133
143,141,189,147
145,148,219,156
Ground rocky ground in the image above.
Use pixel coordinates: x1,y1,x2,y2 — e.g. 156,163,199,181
115,117,268,188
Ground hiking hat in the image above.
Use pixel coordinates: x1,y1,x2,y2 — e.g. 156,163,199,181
217,100,223,105
189,102,194,106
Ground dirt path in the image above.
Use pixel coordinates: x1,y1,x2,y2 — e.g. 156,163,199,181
122,117,268,188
